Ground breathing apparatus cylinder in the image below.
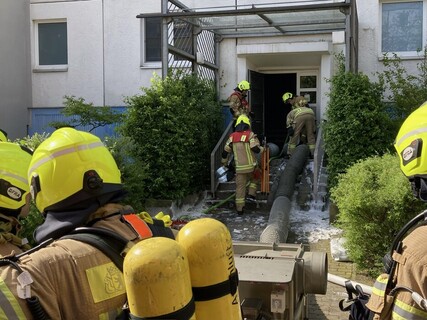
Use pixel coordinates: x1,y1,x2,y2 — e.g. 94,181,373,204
123,237,196,319
176,217,242,320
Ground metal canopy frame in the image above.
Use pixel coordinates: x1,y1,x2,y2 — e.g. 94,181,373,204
136,0,358,81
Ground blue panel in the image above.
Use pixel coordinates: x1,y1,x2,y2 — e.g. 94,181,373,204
29,107,128,140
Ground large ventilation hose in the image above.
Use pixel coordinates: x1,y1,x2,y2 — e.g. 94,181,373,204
259,144,328,295
260,144,309,244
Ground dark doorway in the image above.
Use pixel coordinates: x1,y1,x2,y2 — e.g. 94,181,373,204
264,73,297,148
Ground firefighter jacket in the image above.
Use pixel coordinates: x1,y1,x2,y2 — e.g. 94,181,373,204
0,213,31,257
0,203,173,320
366,225,427,319
287,106,316,156
286,106,315,128
228,91,249,119
223,130,261,174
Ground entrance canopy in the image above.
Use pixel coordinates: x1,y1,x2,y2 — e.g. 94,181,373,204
138,0,352,38
137,0,358,79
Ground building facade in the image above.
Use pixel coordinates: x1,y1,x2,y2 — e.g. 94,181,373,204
2,0,426,142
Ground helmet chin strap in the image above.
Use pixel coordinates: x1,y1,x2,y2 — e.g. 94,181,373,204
412,177,427,202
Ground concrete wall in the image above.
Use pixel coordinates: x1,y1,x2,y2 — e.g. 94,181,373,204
0,0,31,140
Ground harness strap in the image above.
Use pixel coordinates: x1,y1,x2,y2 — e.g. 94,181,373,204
129,297,195,320
192,271,239,302
62,227,129,271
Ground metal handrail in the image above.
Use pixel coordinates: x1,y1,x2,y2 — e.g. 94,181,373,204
312,126,325,201
210,120,234,197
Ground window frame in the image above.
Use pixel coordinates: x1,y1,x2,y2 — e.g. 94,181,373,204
34,19,68,72
141,17,162,67
379,0,426,59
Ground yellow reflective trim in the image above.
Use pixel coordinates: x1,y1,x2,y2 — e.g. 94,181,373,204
0,278,26,319
98,308,122,320
371,286,385,297
99,312,109,320
86,262,125,303
394,298,427,318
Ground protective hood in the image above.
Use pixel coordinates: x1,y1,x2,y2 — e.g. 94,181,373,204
34,189,126,243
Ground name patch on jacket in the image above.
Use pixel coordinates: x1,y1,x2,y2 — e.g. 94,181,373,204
86,262,125,303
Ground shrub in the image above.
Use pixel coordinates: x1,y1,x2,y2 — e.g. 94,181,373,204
48,95,124,132
119,72,223,201
378,47,427,123
323,54,395,189
331,154,426,275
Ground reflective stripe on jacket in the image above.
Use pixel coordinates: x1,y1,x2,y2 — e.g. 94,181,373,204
224,130,259,173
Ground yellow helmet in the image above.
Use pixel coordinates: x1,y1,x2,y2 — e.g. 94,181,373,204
395,101,427,200
0,129,8,142
282,92,293,102
28,128,122,213
0,142,32,213
237,80,250,91
235,114,251,127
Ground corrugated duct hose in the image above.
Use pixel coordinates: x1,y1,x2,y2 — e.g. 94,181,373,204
260,144,309,244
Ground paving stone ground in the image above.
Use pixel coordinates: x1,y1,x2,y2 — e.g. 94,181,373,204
308,239,374,320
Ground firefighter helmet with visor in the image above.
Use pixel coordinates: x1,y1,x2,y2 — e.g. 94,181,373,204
28,128,122,213
394,101,427,201
282,92,293,102
0,142,32,212
237,80,250,91
235,115,251,127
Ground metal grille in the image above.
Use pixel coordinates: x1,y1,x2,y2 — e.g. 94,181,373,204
165,0,218,81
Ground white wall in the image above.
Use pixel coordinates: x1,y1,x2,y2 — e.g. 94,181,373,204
356,0,423,85
31,0,104,107
0,0,31,139
30,0,164,108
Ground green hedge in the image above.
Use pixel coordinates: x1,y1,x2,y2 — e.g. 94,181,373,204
330,154,426,275
323,55,395,189
119,72,223,202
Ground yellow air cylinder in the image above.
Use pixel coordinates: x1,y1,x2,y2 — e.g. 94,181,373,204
176,217,242,320
123,237,196,319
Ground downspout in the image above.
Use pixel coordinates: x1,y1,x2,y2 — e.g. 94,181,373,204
161,0,168,79
102,0,105,106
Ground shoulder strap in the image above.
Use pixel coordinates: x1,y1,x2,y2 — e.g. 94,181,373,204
62,227,129,271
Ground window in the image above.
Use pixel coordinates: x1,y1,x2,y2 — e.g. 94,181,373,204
299,75,317,104
144,17,161,63
37,21,68,66
142,17,193,65
381,1,424,54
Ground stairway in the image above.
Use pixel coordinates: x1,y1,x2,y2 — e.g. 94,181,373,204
207,155,329,215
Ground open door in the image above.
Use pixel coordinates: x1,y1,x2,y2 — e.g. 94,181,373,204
248,70,265,138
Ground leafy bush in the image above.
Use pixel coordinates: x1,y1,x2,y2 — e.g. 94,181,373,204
378,46,427,122
323,54,395,189
119,72,223,201
331,154,426,275
104,135,149,211
48,95,123,132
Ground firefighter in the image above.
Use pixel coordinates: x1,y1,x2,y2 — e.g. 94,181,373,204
221,115,264,215
0,128,174,319
282,92,295,141
366,101,427,319
286,96,316,158
0,142,33,256
228,80,251,121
